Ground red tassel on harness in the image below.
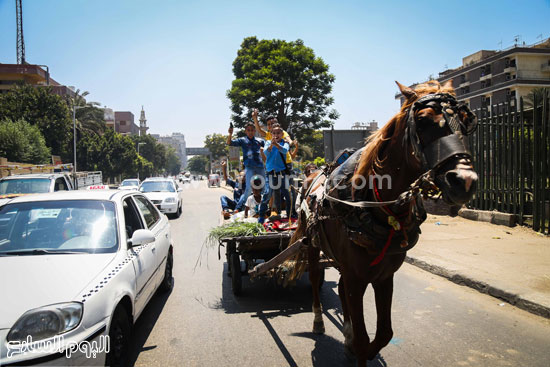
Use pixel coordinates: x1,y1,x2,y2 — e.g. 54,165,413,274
370,228,395,266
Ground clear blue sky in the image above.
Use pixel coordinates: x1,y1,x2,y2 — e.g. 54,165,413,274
1,0,549,147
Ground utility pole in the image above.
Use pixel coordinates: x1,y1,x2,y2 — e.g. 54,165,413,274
16,0,25,64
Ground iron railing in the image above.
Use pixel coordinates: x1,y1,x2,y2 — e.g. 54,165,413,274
469,92,550,234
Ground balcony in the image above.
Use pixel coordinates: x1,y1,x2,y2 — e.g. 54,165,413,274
479,73,492,81
459,81,470,88
504,66,517,73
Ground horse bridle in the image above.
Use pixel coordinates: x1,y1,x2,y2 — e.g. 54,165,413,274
405,93,477,171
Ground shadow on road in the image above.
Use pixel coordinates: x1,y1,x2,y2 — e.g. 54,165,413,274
205,264,386,366
290,331,388,367
213,263,342,317
127,284,173,367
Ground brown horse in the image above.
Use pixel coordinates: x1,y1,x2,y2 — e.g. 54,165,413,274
291,80,478,366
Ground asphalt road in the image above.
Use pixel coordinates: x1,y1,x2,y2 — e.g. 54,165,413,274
130,181,550,367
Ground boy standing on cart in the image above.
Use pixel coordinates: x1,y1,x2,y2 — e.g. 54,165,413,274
227,120,266,213
258,123,291,223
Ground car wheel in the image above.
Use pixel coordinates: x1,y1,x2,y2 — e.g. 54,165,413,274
159,249,173,293
174,204,181,218
105,306,131,367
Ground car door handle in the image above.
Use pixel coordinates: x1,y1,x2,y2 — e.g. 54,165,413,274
151,245,156,252
165,233,168,238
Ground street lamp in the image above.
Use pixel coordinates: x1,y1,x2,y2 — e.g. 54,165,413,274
72,104,87,179
137,142,146,180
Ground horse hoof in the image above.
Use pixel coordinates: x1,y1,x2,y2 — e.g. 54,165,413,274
312,321,325,334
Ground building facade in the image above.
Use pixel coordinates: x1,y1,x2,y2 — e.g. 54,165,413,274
0,63,75,97
436,39,550,109
155,133,188,169
396,39,550,109
114,111,139,135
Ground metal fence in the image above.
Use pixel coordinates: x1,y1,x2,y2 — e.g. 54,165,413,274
468,92,550,234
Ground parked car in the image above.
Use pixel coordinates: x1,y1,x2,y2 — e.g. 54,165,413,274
0,190,173,366
139,178,182,218
118,178,140,190
208,174,220,187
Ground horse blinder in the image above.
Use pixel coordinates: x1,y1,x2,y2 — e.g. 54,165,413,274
407,93,477,171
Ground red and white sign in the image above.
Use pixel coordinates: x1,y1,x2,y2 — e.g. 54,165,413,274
87,185,107,190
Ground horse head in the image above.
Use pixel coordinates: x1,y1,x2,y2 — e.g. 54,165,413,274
397,80,478,206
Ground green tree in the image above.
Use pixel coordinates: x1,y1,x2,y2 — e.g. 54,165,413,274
131,135,168,176
299,130,324,159
204,133,228,160
187,156,209,174
227,37,339,140
165,146,182,176
0,84,73,159
0,119,51,163
525,87,549,109
77,129,138,182
66,89,106,135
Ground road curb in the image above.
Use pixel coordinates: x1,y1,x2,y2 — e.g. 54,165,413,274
404,255,550,319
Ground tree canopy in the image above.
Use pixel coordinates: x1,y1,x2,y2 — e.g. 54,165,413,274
0,84,73,159
187,156,209,174
0,119,51,164
204,133,228,160
227,37,338,140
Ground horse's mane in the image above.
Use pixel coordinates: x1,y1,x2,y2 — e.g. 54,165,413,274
352,80,455,187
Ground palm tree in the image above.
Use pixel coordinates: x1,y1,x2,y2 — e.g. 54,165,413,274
524,87,549,109
66,89,106,135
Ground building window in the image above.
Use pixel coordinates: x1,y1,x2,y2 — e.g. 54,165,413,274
120,121,126,126
460,74,466,83
480,79,491,89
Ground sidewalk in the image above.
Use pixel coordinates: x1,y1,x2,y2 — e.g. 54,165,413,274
407,214,550,318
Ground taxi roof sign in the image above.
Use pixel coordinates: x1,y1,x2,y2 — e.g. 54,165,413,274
87,185,108,190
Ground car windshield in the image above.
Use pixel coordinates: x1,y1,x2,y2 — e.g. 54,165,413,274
0,178,50,195
121,180,139,186
0,200,118,255
139,181,175,193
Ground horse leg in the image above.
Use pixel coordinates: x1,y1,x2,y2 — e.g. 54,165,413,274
342,271,369,366
366,274,395,360
309,244,325,334
338,275,354,354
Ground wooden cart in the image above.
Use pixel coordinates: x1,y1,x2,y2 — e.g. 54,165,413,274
220,231,332,295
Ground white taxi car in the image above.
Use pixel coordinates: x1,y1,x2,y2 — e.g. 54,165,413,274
118,179,140,191
138,178,182,219
0,190,173,366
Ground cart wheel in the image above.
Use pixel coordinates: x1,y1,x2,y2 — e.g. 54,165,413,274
230,253,242,295
319,268,325,289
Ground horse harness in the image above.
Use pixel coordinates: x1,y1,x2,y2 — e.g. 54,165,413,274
300,92,477,267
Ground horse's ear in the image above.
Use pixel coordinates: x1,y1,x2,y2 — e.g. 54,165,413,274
442,80,453,91
395,81,417,100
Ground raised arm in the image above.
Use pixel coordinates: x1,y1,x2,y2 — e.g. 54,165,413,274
221,160,228,181
290,139,299,159
226,126,233,146
252,109,267,138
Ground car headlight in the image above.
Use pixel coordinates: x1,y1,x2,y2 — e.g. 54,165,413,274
7,302,83,342
164,197,176,203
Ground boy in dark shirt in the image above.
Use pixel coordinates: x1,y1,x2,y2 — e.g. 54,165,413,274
220,161,245,219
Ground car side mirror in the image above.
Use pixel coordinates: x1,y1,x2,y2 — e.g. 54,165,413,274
128,229,155,247
177,187,183,192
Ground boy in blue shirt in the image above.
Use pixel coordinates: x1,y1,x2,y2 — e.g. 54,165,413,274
227,122,266,212
258,123,291,223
